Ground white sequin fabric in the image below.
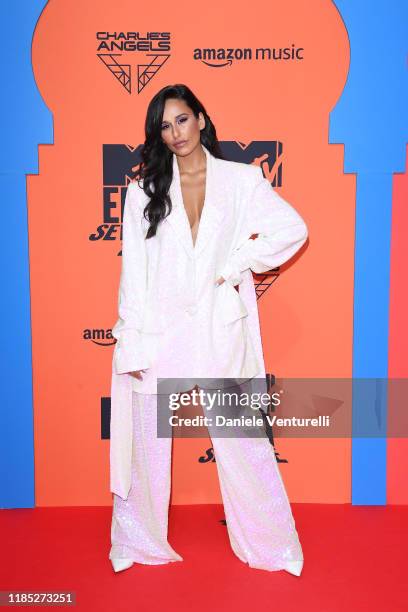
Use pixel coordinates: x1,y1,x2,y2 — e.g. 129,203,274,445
109,389,304,573
109,143,308,574
109,391,182,565
110,144,309,499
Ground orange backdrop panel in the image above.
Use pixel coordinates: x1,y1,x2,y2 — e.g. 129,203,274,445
30,0,353,505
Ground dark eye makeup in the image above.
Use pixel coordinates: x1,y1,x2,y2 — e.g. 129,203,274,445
161,115,188,130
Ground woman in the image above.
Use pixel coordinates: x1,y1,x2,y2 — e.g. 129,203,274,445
109,84,308,575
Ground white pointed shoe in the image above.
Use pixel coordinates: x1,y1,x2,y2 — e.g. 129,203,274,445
284,560,303,576
111,557,134,573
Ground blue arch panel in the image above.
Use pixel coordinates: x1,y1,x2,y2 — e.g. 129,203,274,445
0,1,53,508
331,1,408,504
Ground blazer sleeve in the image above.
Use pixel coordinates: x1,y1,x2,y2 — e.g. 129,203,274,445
218,167,308,286
111,182,150,374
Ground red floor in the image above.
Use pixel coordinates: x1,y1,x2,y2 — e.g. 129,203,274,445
0,503,406,611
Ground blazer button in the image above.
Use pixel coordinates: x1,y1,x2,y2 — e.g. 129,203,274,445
186,306,197,315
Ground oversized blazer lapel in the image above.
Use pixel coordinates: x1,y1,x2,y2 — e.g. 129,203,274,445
165,144,228,259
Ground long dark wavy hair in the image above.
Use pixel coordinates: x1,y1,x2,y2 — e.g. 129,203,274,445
132,84,225,239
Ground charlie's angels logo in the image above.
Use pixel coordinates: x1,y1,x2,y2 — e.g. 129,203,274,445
88,141,283,297
96,32,171,94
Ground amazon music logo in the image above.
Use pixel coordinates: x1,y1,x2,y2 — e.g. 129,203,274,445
83,327,116,347
96,31,171,94
194,44,304,68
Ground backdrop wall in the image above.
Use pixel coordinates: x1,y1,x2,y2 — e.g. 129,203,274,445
1,0,407,508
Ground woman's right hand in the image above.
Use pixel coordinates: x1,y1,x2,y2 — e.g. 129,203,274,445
129,369,148,380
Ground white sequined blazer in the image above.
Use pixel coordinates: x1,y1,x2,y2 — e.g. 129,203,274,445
110,143,308,499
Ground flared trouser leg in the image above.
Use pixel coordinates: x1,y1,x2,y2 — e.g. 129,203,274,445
209,428,304,573
109,391,183,565
109,386,303,574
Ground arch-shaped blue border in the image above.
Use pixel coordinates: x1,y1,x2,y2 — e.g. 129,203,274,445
0,1,53,507
331,1,408,504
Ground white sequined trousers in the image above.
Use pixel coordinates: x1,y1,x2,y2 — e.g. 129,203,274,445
109,390,304,573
